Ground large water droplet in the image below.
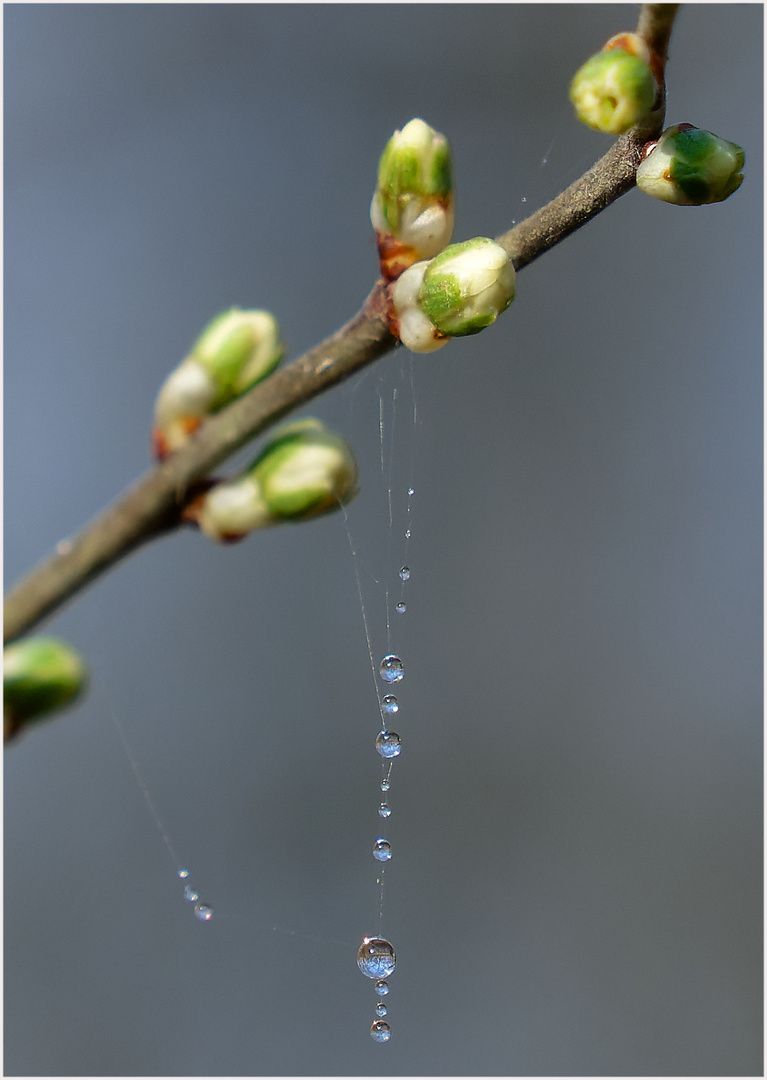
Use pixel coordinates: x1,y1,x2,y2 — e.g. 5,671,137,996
184,885,199,902
194,902,214,922
381,695,398,716
370,1020,391,1042
375,979,389,996
375,1002,388,1017
379,655,404,683
373,838,392,862
380,779,390,792
376,731,401,759
357,937,396,979
396,602,406,614
379,803,391,818
399,566,411,581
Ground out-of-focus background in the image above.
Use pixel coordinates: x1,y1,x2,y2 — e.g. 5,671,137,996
5,5,762,1076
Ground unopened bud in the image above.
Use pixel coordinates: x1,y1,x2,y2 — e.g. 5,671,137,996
153,309,284,458
4,637,88,738
636,124,745,205
570,34,656,135
371,118,454,281
189,419,358,542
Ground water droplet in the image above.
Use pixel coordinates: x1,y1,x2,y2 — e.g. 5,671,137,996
56,539,73,556
396,602,406,614
404,529,411,539
380,779,390,792
376,730,401,759
381,695,398,716
370,1020,391,1042
357,937,396,979
521,196,527,202
184,885,199,902
407,487,415,497
194,902,214,922
375,1002,388,1017
379,655,404,683
379,803,391,818
373,838,392,862
399,566,411,581
375,980,389,996
178,869,190,879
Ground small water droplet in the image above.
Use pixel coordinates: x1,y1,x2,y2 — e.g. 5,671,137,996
370,1020,391,1042
521,196,527,202
375,1002,388,1017
381,695,398,716
373,838,392,862
380,779,390,792
379,803,391,818
396,602,406,614
407,487,415,496
184,885,199,902
194,902,214,922
375,980,389,996
178,869,190,879
376,731,401,759
404,529,411,539
399,566,411,581
357,937,396,979
379,655,404,683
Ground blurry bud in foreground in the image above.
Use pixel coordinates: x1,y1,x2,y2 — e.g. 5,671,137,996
187,419,358,543
570,33,656,135
152,309,284,459
370,118,454,282
391,237,515,353
636,124,745,205
4,637,88,740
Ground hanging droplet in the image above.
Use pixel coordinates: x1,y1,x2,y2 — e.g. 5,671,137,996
379,803,391,818
184,884,199,902
396,602,406,614
381,695,398,716
370,1020,391,1042
521,196,527,202
178,869,190,879
380,779,390,792
399,566,411,581
379,655,404,683
375,980,390,996
194,902,214,922
404,529,411,539
373,838,392,862
375,1002,388,1017
357,937,396,979
407,487,415,497
376,730,401,759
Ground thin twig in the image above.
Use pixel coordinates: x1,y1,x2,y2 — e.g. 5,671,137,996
3,4,678,646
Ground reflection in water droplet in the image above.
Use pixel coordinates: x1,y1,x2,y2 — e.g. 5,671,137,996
379,803,391,818
404,529,411,539
194,903,214,922
178,869,190,879
357,937,396,979
380,779,390,792
379,655,404,683
375,1002,388,1017
370,1020,391,1042
399,566,411,581
373,838,392,862
376,731,401,758
381,695,398,716
521,196,527,202
408,487,415,496
184,885,199,902
375,979,389,996
396,602,406,614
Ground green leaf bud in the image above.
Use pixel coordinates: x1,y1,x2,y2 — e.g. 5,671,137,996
189,419,358,543
570,34,656,135
370,118,455,281
636,124,745,206
153,309,284,459
4,637,88,737
418,238,516,337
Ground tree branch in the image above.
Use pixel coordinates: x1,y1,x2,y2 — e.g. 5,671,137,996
3,4,678,645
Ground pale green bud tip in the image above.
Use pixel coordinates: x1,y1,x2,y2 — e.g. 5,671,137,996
570,48,655,135
153,309,284,458
371,118,454,274
4,637,88,731
418,238,516,337
636,124,745,206
252,419,358,520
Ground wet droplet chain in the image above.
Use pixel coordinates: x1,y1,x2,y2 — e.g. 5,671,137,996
178,868,214,922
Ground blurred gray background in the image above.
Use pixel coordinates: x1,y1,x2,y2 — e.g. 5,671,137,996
4,4,762,1076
